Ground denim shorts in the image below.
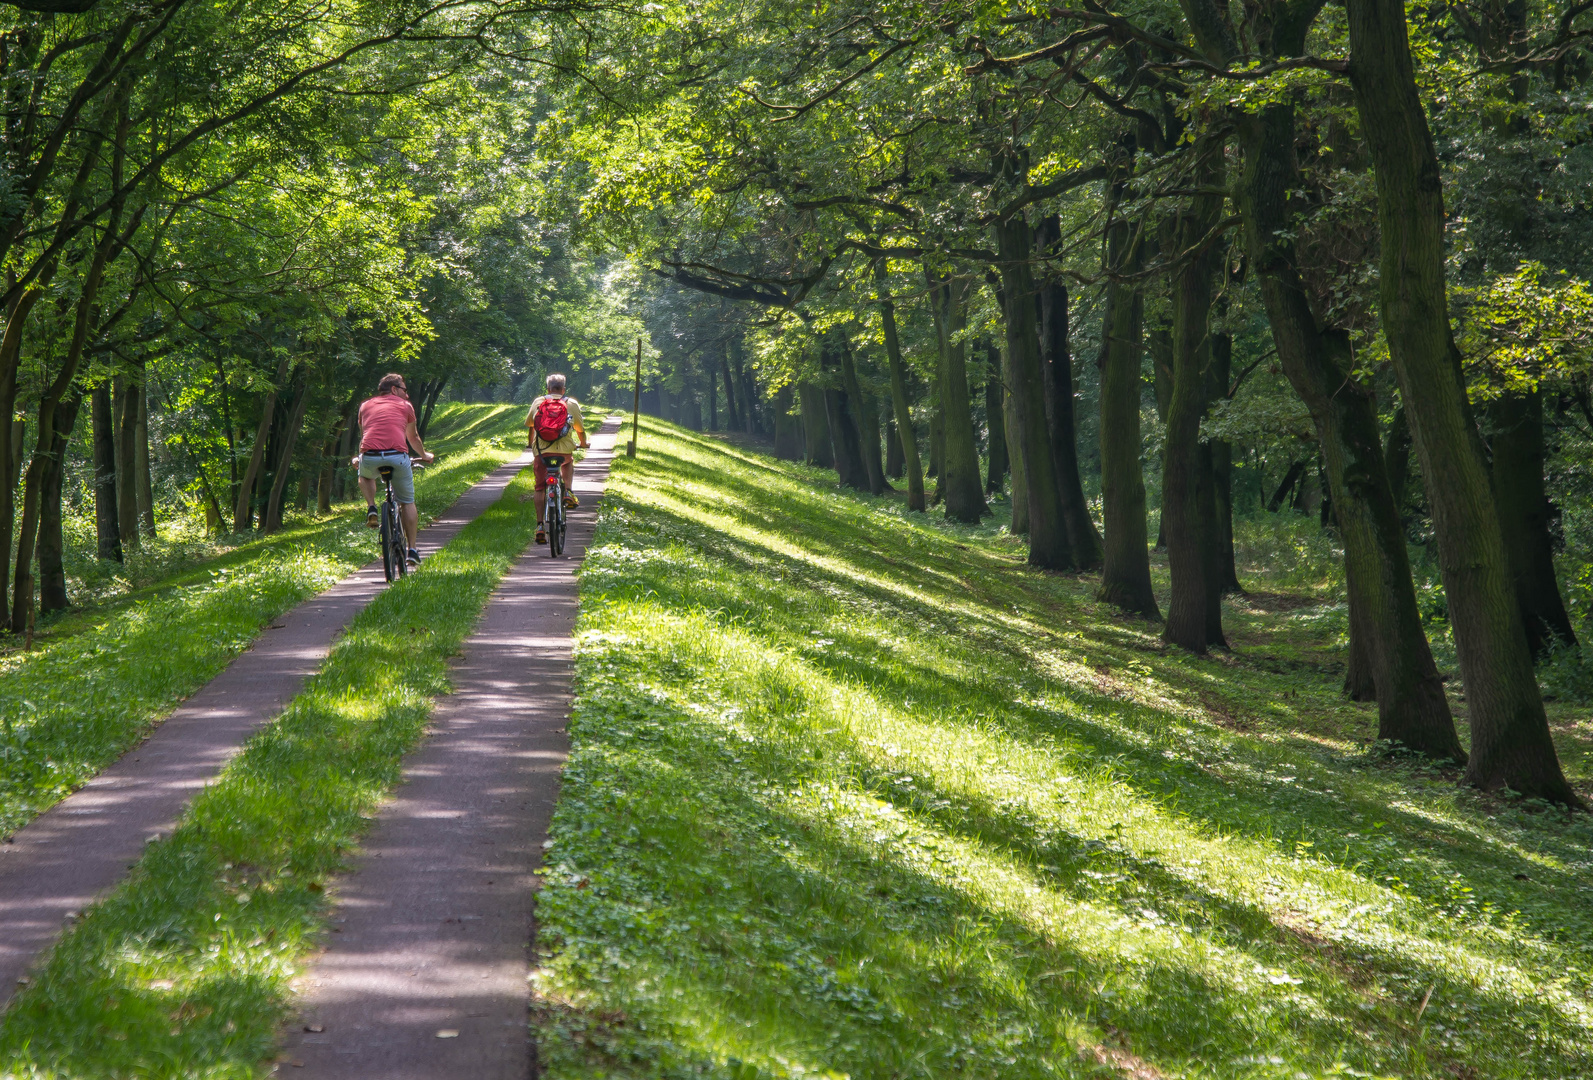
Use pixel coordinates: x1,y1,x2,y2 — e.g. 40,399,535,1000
359,450,415,505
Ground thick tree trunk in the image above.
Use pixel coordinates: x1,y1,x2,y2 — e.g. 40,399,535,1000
1385,406,1412,513
1036,219,1103,567
927,272,988,522
1236,97,1463,760
839,341,886,495
1162,152,1226,652
927,403,943,483
798,383,832,467
93,383,122,563
875,262,926,510
38,393,81,615
884,419,904,478
265,374,311,533
985,350,1009,495
1006,376,1029,534
1346,0,1569,796
1344,595,1379,701
994,214,1073,569
1488,390,1576,656
136,379,153,537
1097,217,1159,616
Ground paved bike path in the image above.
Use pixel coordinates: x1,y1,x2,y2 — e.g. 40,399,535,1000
280,418,620,1079
0,452,538,1008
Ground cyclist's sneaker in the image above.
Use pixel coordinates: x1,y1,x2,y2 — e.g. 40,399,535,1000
535,528,547,545
407,548,421,566
562,493,579,509
365,505,380,528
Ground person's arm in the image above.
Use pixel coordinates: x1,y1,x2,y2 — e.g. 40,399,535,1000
405,420,434,464
575,419,588,448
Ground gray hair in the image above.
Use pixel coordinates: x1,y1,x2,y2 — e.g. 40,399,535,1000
546,372,567,393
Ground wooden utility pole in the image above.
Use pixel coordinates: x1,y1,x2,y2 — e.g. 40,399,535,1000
627,336,642,458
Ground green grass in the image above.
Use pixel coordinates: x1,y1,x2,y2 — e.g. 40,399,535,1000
0,457,542,1078
534,416,1593,1080
0,402,526,839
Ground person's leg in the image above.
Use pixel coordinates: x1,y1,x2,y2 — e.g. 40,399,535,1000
357,460,380,527
401,502,419,548
533,457,549,540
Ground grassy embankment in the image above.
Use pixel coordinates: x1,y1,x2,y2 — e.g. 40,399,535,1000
536,415,1593,1080
0,403,526,840
0,443,544,1077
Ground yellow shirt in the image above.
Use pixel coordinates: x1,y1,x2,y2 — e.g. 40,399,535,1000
528,394,584,455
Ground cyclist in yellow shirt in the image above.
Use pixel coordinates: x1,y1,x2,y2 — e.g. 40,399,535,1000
527,372,588,545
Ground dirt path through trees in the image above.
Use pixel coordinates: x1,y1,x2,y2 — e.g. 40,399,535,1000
277,420,618,1078
0,453,538,1005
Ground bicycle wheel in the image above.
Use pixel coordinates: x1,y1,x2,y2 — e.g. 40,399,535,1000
548,486,564,558
555,495,567,555
380,500,398,582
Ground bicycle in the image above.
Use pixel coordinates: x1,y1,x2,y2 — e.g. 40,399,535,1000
541,453,569,558
376,459,425,582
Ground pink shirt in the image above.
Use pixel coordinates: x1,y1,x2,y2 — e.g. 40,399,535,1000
359,394,416,452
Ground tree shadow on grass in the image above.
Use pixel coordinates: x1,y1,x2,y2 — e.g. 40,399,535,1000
589,441,1593,1021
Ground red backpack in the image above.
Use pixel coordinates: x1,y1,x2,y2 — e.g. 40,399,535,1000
533,396,571,443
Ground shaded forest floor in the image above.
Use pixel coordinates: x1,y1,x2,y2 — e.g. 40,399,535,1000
534,416,1593,1080
0,403,529,839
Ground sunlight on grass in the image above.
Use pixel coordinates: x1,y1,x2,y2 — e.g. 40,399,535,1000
534,416,1593,1080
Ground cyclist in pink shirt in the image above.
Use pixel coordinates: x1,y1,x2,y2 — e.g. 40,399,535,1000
355,373,434,565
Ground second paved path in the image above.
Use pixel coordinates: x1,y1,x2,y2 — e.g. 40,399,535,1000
0,453,536,1008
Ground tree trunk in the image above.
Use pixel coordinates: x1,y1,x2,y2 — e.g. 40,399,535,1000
38,393,81,615
13,239,118,629
1488,390,1576,657
985,349,1009,495
1385,405,1412,513
1097,216,1159,616
0,286,45,618
720,349,742,432
839,341,886,495
927,272,988,522
874,260,926,510
1345,595,1379,701
418,373,445,437
820,341,869,490
1036,219,1103,567
927,403,943,483
316,435,337,514
265,373,311,534
798,382,832,467
93,383,122,563
233,354,291,532
114,375,141,551
1235,94,1463,760
1268,461,1307,511
885,419,904,478
773,385,804,460
994,214,1073,569
1346,0,1569,796
136,378,154,537
1162,143,1226,653
1209,333,1243,593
